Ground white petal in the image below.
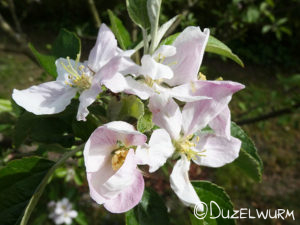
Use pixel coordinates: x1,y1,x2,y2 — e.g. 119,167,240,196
209,106,231,139
192,134,241,167
153,45,176,58
170,155,202,207
123,76,154,100
148,94,182,139
88,24,117,72
164,27,210,86
77,84,102,121
102,72,127,93
139,55,173,80
12,81,76,115
136,129,174,172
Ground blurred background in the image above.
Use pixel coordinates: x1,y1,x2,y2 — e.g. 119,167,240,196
0,0,299,224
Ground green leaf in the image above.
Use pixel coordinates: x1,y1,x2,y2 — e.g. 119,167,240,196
107,95,144,121
125,188,170,225
52,29,81,60
29,29,81,78
72,114,98,141
191,181,235,225
0,99,12,113
126,0,150,29
0,157,54,225
231,122,263,182
137,109,154,133
14,111,74,148
108,10,132,50
160,33,179,46
206,36,244,67
29,43,57,77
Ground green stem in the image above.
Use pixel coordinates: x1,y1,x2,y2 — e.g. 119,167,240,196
142,28,149,55
20,144,85,225
149,0,162,54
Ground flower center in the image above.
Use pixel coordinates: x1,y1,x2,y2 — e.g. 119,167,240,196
61,56,92,90
174,135,206,160
144,75,163,88
111,149,128,171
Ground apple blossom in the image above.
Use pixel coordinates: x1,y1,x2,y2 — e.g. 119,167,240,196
48,198,78,225
84,121,147,213
136,80,244,208
12,24,134,121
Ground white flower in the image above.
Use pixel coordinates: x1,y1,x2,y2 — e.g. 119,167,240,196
48,198,78,225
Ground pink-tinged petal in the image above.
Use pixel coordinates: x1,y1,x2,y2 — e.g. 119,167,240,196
77,84,102,121
116,48,140,76
123,76,154,100
209,106,231,139
102,72,127,93
192,134,241,167
139,55,173,80
88,149,138,202
136,129,174,172
84,126,118,173
84,122,146,172
182,80,245,136
104,121,147,146
94,56,121,84
12,81,76,115
164,27,210,86
104,170,144,213
148,94,182,140
170,155,203,209
167,83,211,102
88,24,117,72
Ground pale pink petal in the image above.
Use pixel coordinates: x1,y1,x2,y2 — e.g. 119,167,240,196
148,94,182,140
77,83,102,121
209,106,231,139
182,80,245,136
170,155,203,209
123,76,154,100
12,81,76,115
104,170,144,213
164,27,210,86
153,45,176,58
93,56,121,84
139,55,173,80
136,129,174,172
116,48,139,76
88,24,117,72
192,134,241,167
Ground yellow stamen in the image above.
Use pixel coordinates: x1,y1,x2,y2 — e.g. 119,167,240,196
198,72,207,80
111,149,128,171
174,135,206,160
216,77,223,81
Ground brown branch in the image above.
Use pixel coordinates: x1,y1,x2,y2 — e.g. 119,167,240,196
236,103,300,125
87,0,101,28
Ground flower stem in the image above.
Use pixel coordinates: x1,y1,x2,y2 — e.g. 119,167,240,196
142,28,149,55
20,144,85,225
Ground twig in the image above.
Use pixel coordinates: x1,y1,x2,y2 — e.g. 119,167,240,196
7,0,22,33
236,103,300,125
87,0,101,28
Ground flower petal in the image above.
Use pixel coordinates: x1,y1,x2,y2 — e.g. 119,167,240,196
182,80,245,136
77,83,102,121
139,55,174,80
170,155,202,209
12,81,76,115
123,76,154,100
148,94,182,140
93,56,121,84
192,134,241,167
209,106,231,139
103,169,144,213
136,129,174,172
164,26,210,86
102,72,127,93
153,45,176,58
88,24,117,72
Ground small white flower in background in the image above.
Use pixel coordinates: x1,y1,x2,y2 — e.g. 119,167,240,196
48,198,78,225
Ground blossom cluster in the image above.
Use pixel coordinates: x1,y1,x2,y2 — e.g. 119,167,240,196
13,24,244,213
